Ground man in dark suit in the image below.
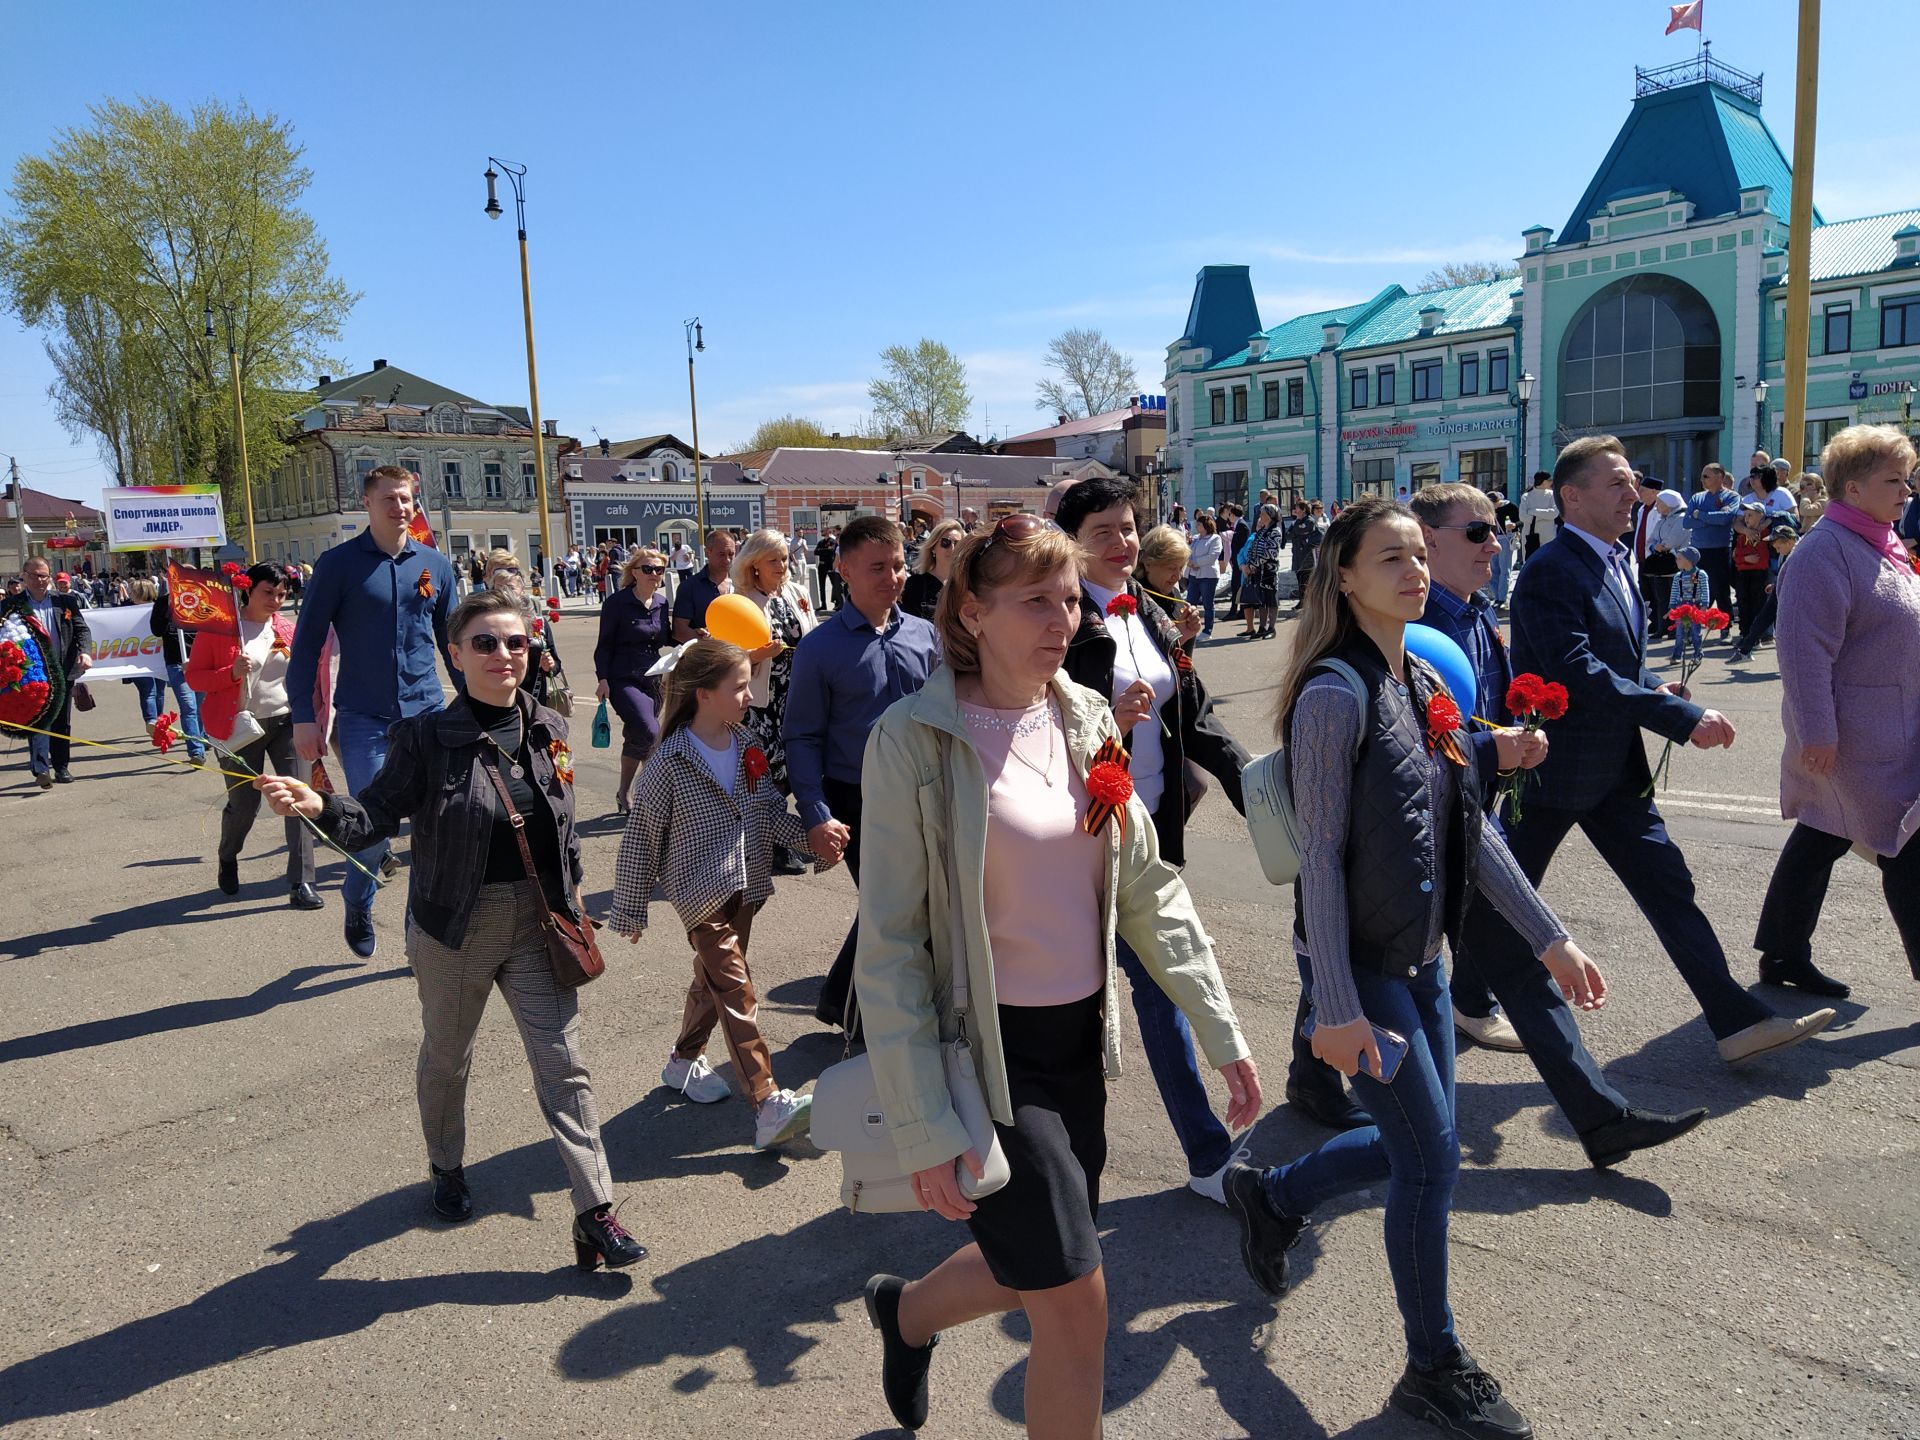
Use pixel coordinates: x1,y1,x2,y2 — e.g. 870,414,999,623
1464,436,1835,1065
18,556,91,788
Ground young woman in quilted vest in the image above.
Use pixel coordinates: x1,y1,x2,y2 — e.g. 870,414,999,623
1221,494,1607,1440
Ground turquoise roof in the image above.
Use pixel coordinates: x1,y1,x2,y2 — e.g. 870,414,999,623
1339,277,1518,351
1205,294,1382,370
1559,79,1817,244
1806,207,1920,282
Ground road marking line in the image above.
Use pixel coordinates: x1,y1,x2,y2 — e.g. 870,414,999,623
1660,788,1778,805
1660,797,1781,817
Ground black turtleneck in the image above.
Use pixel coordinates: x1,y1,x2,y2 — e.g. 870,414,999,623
470,697,566,899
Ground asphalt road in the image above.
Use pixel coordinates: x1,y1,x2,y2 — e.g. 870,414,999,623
1,595,1915,1439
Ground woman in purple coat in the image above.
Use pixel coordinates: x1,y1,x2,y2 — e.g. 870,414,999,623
594,547,673,814
1754,424,1920,997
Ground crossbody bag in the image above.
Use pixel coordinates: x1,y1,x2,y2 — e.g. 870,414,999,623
479,751,605,988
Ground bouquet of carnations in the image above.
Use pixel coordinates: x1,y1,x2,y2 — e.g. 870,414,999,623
1647,604,1731,791
1497,672,1568,822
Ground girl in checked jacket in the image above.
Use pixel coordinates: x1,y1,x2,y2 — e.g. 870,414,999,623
609,637,846,1151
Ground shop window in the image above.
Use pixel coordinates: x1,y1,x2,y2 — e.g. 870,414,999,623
1488,349,1510,395
1286,377,1304,416
1350,371,1369,409
1459,354,1480,396
1411,358,1442,402
1265,464,1304,513
1458,446,1509,496
1263,380,1280,420
1352,456,1395,499
1821,305,1851,355
1376,365,1396,405
1803,417,1850,472
1410,461,1442,491
1210,389,1226,425
1231,386,1248,423
1211,468,1248,514
1881,296,1920,348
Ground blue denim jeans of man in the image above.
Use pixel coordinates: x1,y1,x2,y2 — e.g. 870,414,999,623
336,709,396,912
1490,546,1512,606
133,663,207,760
1185,575,1218,634
1118,938,1233,1177
1262,955,1461,1370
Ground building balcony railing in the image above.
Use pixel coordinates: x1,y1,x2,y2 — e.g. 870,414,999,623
1635,51,1761,104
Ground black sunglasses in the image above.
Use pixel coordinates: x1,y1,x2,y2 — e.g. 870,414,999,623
981,512,1047,555
1434,521,1497,543
465,633,531,654
638,564,666,575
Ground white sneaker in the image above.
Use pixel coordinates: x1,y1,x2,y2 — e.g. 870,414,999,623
1717,1009,1837,1064
1454,1006,1526,1052
1188,1143,1253,1206
753,1089,814,1150
661,1051,732,1103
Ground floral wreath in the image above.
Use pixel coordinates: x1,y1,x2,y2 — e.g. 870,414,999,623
0,594,65,732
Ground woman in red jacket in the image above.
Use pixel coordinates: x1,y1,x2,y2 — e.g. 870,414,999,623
185,564,333,908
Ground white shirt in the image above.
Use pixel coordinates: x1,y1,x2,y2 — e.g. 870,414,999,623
1084,579,1176,815
1563,522,1643,634
671,545,696,573
691,731,737,795
1762,488,1798,518
239,616,292,719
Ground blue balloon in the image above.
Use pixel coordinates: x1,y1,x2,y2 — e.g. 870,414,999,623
1405,623,1479,712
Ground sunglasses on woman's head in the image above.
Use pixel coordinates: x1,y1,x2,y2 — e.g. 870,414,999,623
465,633,530,654
979,512,1048,557
1435,521,1497,543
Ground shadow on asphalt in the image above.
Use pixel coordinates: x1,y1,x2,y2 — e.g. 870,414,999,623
0,1136,637,1427
0,963,409,1063
1,887,294,961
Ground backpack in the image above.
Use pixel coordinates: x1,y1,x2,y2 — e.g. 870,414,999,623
1241,659,1368,887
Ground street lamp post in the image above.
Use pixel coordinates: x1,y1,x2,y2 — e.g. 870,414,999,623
204,302,256,556
684,318,707,536
1754,379,1771,459
1344,441,1356,501
483,159,556,592
1515,371,1536,502
894,447,908,524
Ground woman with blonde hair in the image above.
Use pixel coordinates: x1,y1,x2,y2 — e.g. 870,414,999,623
731,530,816,874
902,518,964,621
485,551,563,709
594,546,673,813
855,513,1260,1436
1134,524,1192,623
1756,424,1920,996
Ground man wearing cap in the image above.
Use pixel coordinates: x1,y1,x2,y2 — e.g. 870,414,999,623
16,556,91,787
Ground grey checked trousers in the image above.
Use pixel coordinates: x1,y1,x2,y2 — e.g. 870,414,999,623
408,881,614,1213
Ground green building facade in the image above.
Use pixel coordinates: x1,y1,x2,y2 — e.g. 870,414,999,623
1165,54,1920,512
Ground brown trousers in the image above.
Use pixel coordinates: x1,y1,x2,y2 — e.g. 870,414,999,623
675,893,774,1104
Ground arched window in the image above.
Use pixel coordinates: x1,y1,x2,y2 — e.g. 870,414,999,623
1559,275,1720,429
661,460,679,483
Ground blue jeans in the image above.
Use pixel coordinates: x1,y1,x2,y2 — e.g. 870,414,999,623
336,709,396,912
1491,547,1512,606
1669,622,1702,664
1185,575,1218,634
133,663,207,760
1118,938,1233,1177
1263,956,1461,1370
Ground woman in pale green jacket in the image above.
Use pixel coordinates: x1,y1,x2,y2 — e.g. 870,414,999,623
853,514,1262,1438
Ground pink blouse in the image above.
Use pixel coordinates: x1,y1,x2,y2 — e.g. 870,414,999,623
961,698,1105,1006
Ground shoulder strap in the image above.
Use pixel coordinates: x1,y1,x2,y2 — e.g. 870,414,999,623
1312,657,1369,711
478,750,561,928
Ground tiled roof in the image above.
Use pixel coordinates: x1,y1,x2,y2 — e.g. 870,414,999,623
1339,277,1518,350
1002,405,1145,444
755,448,1070,489
1206,294,1391,370
1808,208,1920,282
318,366,483,410
11,485,103,522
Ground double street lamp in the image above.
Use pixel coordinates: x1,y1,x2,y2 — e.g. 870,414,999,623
483,158,556,591
204,301,257,555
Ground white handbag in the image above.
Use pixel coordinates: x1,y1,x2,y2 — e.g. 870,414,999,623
810,741,1012,1213
1241,659,1367,886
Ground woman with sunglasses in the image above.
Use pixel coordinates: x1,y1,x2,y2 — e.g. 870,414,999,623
901,518,964,622
258,589,645,1270
594,547,673,813
485,551,564,710
733,529,817,871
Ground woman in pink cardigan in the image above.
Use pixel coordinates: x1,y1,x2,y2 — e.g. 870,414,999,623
1754,425,1920,997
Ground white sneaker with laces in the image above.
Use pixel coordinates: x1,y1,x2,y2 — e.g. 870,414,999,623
753,1089,814,1149
1188,1142,1253,1205
661,1051,732,1104
1454,1006,1526,1052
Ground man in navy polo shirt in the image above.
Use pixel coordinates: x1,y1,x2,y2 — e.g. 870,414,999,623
289,464,457,957
671,528,737,643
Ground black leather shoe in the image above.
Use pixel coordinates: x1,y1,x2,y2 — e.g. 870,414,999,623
1759,953,1851,999
53,767,74,783
771,847,808,877
429,1163,472,1222
1580,1106,1709,1169
573,1204,647,1270
1389,1349,1533,1438
1223,1164,1308,1298
288,883,324,911
344,908,376,959
1285,1080,1372,1131
217,857,240,896
864,1274,936,1431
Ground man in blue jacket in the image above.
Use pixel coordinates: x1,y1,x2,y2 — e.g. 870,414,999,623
289,465,457,957
1684,461,1741,621
1462,437,1835,1066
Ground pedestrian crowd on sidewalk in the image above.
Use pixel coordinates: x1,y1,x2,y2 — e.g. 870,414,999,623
6,424,1919,1440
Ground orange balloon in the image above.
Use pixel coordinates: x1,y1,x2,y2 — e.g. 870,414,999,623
705,593,772,650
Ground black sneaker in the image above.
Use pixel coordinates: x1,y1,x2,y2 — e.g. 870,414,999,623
344,907,376,959
217,857,240,896
864,1274,936,1431
429,1163,472,1222
1389,1350,1533,1438
1222,1163,1307,1298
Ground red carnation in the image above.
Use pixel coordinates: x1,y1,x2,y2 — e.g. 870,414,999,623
221,562,244,581
1087,759,1134,807
743,745,770,792
1506,673,1547,717
1104,594,1138,619
1703,607,1732,631
1535,681,1569,721
1426,692,1463,735
232,573,253,591
151,711,179,755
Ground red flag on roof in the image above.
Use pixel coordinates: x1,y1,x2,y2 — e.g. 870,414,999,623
1666,1,1703,35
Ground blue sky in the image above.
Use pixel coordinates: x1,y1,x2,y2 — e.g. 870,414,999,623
4,0,1915,511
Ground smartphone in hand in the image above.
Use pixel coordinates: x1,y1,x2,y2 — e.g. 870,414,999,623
1302,1012,1410,1084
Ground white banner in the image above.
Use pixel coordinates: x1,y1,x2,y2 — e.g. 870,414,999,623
102,485,228,552
82,603,169,684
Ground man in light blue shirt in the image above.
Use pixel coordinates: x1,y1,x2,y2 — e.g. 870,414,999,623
1683,462,1740,621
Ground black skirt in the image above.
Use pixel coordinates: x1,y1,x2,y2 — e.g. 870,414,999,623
965,992,1107,1293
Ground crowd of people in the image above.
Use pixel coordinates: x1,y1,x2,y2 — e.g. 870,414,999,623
7,425,1919,1438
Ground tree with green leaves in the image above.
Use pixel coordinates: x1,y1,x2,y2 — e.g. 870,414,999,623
868,339,971,440
1417,260,1518,292
731,413,876,453
1035,327,1139,419
0,97,356,522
